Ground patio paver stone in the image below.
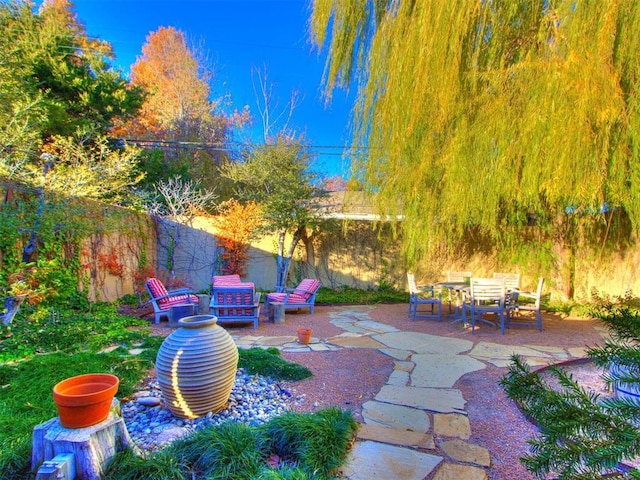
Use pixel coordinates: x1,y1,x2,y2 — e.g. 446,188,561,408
342,441,443,480
232,304,599,478
410,353,486,388
362,400,430,432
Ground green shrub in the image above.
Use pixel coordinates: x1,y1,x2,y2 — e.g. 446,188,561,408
169,422,266,480
105,409,357,480
239,347,312,381
253,465,312,479
103,448,188,480
315,286,406,304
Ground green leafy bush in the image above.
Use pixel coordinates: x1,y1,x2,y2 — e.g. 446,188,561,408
315,286,406,304
169,422,266,479
259,408,357,478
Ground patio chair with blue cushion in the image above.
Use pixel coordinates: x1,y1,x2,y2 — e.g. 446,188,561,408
265,279,321,315
145,278,198,324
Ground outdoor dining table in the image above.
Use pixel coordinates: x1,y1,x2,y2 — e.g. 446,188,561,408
434,281,469,322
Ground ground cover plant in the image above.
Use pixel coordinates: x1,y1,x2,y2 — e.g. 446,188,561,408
239,347,312,381
501,293,640,479
104,408,357,480
0,302,330,480
315,285,406,305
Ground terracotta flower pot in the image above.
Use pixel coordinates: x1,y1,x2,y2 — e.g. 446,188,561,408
297,327,313,344
53,373,119,428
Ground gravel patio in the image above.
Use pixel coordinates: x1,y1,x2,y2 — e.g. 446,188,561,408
149,302,606,479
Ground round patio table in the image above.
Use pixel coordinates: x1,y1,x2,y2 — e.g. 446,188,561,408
434,281,469,322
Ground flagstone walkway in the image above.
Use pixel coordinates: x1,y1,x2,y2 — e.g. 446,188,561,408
232,306,601,480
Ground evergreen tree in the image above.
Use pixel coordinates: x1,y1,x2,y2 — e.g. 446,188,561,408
0,0,144,201
502,299,640,479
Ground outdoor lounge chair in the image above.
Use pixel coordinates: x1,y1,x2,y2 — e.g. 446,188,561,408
212,274,255,292
145,278,198,324
210,286,261,329
265,279,321,315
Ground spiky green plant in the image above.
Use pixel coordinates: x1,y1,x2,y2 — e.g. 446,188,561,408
102,449,188,480
253,465,313,479
105,409,357,480
259,408,358,478
501,305,640,479
168,422,266,480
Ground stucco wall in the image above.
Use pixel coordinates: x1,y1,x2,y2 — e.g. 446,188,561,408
152,217,399,293
156,215,639,302
86,212,640,303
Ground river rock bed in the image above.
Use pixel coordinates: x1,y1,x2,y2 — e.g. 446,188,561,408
121,368,303,451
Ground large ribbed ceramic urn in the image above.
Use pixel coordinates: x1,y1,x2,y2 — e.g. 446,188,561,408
156,315,238,419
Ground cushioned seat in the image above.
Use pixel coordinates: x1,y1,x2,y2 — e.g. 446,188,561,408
210,286,261,329
265,279,321,315
145,278,198,324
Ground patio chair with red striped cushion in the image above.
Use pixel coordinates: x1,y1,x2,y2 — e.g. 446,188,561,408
265,278,322,315
210,286,261,329
212,274,242,286
145,278,198,324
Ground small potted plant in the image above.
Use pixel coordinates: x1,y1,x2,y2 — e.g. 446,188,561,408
297,326,313,344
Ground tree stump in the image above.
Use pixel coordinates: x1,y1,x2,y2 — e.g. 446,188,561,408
169,303,195,328
31,400,136,480
270,302,285,323
196,294,211,314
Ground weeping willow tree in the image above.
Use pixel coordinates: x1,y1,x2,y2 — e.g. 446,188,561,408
311,0,640,295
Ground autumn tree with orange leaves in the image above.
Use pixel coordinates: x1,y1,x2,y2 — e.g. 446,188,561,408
213,200,263,276
115,26,248,191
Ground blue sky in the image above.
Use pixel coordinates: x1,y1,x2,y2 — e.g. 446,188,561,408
68,0,354,178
